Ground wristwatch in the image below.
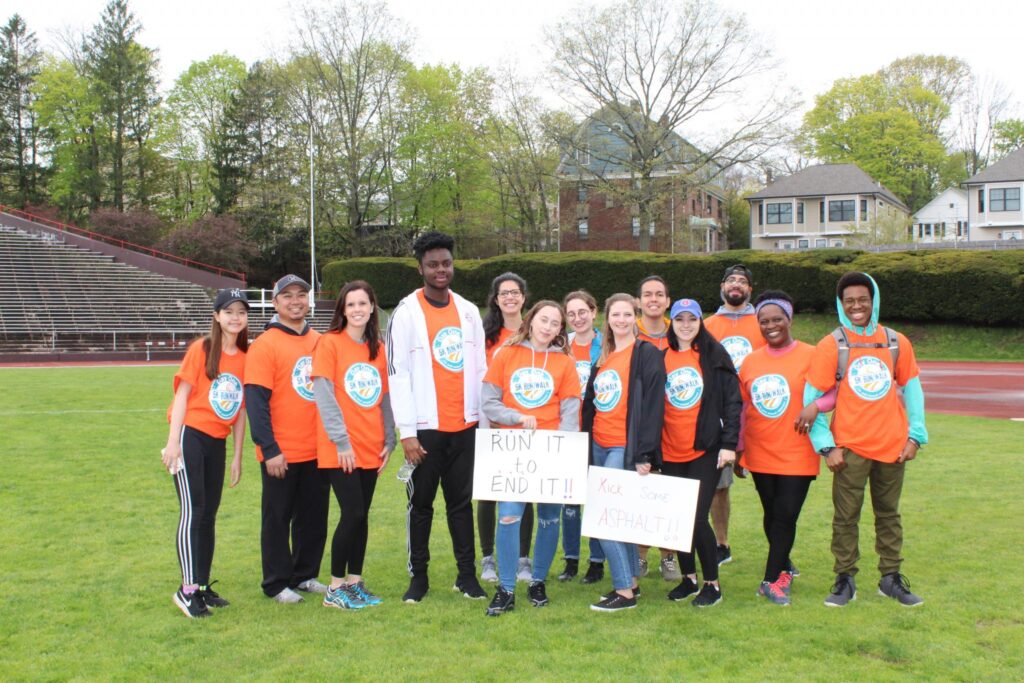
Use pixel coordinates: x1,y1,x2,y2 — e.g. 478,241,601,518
818,447,833,457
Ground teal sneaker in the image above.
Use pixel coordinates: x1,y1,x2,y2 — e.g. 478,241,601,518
351,581,382,606
323,585,365,610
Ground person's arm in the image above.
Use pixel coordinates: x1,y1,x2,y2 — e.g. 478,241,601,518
802,383,836,453
718,368,742,451
381,391,398,454
313,377,352,451
902,376,927,445
163,381,191,472
558,397,581,432
385,303,418,440
481,382,528,427
635,346,666,464
229,411,245,487
245,384,282,460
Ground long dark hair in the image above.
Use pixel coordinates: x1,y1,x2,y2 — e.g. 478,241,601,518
506,300,571,355
203,310,250,380
327,280,383,360
483,272,528,347
667,307,716,357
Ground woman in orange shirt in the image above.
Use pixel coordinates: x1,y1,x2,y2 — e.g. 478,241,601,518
738,290,819,606
163,288,249,618
312,280,396,610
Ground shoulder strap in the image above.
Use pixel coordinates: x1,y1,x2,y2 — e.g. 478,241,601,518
831,327,850,382
885,327,900,369
833,326,901,383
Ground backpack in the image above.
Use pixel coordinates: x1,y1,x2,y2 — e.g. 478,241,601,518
831,326,900,383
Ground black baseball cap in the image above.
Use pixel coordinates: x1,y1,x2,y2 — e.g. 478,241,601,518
722,264,753,284
272,274,311,298
214,288,250,311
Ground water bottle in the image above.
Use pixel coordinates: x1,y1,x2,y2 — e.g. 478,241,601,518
396,461,416,483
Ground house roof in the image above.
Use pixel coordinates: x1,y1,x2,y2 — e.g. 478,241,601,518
913,187,967,218
746,163,909,211
963,147,1024,185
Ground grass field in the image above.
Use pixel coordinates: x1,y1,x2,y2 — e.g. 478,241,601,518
1,365,1022,682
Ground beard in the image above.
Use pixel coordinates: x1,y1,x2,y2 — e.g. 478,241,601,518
723,289,749,307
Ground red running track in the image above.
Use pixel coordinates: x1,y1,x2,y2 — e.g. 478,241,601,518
918,361,1024,420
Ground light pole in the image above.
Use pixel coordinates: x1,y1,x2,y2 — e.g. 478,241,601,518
309,123,316,306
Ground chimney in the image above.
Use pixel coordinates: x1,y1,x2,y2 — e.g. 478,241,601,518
766,168,774,184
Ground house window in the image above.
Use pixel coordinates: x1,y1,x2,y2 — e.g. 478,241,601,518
797,203,804,224
829,200,855,222
577,147,590,165
957,221,966,237
831,239,845,248
578,185,587,202
649,220,656,236
990,188,1021,212
978,189,985,212
766,202,793,224
758,204,763,226
578,219,588,236
860,198,868,218
815,238,827,248
779,240,794,250
939,222,946,238
797,239,809,249
1003,230,1022,240
819,201,825,222
631,217,640,237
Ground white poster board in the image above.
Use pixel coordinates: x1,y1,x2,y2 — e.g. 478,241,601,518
473,429,589,505
581,466,700,551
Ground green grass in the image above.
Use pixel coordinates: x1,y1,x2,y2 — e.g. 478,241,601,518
1,366,1022,681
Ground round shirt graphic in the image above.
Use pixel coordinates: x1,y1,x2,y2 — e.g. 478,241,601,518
665,367,703,409
432,326,465,372
593,368,623,412
208,372,243,420
750,373,790,418
721,336,754,369
847,356,892,401
575,360,592,396
291,356,315,401
509,367,555,409
344,362,383,408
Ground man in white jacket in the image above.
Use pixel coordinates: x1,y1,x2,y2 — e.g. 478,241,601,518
386,231,488,603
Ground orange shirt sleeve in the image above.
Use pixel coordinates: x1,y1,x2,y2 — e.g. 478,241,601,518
557,354,582,400
483,345,507,387
174,340,205,390
243,337,275,390
805,334,839,393
894,332,920,386
311,334,339,382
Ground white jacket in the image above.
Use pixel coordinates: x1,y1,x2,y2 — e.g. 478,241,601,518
385,288,486,439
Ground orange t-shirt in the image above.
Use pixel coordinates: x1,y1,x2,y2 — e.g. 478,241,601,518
486,327,514,361
418,291,470,432
484,344,580,430
312,331,389,469
704,313,766,370
806,328,919,463
244,326,321,463
571,340,594,398
591,343,633,448
661,347,705,462
738,343,820,476
170,339,246,439
637,318,669,351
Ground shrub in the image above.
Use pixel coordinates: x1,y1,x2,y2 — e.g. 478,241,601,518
159,214,256,272
89,208,167,247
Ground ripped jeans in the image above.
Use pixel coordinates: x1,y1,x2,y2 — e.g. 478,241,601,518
496,501,562,592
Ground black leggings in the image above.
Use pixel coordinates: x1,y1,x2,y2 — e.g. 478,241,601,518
173,426,226,587
662,452,719,583
328,468,378,577
478,500,534,558
752,472,814,582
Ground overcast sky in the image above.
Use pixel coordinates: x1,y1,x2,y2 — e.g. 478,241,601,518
14,0,1024,119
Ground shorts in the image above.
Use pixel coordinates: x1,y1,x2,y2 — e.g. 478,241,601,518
716,464,734,490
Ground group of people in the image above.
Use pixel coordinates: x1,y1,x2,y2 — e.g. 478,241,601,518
163,230,929,619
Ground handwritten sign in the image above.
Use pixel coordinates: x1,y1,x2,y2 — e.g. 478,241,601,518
581,466,699,551
473,429,589,504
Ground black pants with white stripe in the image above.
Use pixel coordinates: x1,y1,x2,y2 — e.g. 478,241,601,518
173,426,226,588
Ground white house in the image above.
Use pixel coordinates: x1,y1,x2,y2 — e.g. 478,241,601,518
912,187,968,243
963,147,1024,241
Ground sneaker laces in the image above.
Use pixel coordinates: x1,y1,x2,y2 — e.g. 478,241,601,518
830,575,851,595
766,580,786,599
776,572,793,591
889,573,913,595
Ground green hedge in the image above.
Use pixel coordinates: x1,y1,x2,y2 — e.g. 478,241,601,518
322,249,1024,325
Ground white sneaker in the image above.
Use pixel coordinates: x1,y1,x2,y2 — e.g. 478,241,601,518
273,587,304,604
481,555,498,583
516,557,533,582
296,578,329,594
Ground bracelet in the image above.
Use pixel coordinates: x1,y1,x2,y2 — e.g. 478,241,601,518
907,437,921,448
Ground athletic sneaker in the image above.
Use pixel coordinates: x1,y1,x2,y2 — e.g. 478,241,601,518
716,544,732,565
480,555,498,583
173,587,211,618
691,583,722,608
198,581,229,608
824,573,856,607
323,584,365,610
403,575,429,603
580,562,604,585
296,578,329,594
786,560,800,577
758,580,790,606
350,581,382,606
638,557,649,577
486,587,515,616
557,559,579,582
454,576,487,599
590,592,637,612
667,576,699,602
272,587,304,604
528,581,549,607
776,571,794,596
660,556,682,582
601,586,640,601
516,557,533,582
878,573,923,607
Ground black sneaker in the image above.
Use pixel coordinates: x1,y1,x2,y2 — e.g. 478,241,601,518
590,592,637,612
528,581,549,607
878,572,923,607
824,573,856,607
557,559,579,582
667,576,699,601
403,575,429,603
486,587,515,616
691,582,722,608
601,586,640,601
580,561,604,584
173,587,211,618
198,581,229,608
716,544,732,566
454,575,487,600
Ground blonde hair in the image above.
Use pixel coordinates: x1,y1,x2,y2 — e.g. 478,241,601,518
505,300,571,355
597,293,638,365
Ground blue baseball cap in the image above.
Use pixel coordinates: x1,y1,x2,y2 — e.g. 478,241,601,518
670,298,702,319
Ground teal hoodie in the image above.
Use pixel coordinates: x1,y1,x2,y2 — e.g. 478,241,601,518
803,273,928,452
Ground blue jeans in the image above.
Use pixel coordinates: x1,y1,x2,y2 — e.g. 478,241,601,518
591,443,640,591
561,505,605,562
497,501,562,592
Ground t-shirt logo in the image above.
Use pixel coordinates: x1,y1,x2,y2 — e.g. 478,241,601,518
510,367,554,409
847,356,892,401
593,369,623,412
721,336,753,369
575,360,591,396
432,326,464,372
344,362,382,408
751,373,790,418
291,356,315,401
208,372,243,420
665,367,703,410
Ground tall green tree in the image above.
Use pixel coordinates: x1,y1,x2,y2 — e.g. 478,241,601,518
993,119,1024,159
0,14,43,206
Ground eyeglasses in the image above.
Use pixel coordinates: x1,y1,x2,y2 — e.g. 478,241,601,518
723,276,749,286
498,290,522,298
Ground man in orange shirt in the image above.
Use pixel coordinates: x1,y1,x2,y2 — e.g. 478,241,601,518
244,274,329,604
